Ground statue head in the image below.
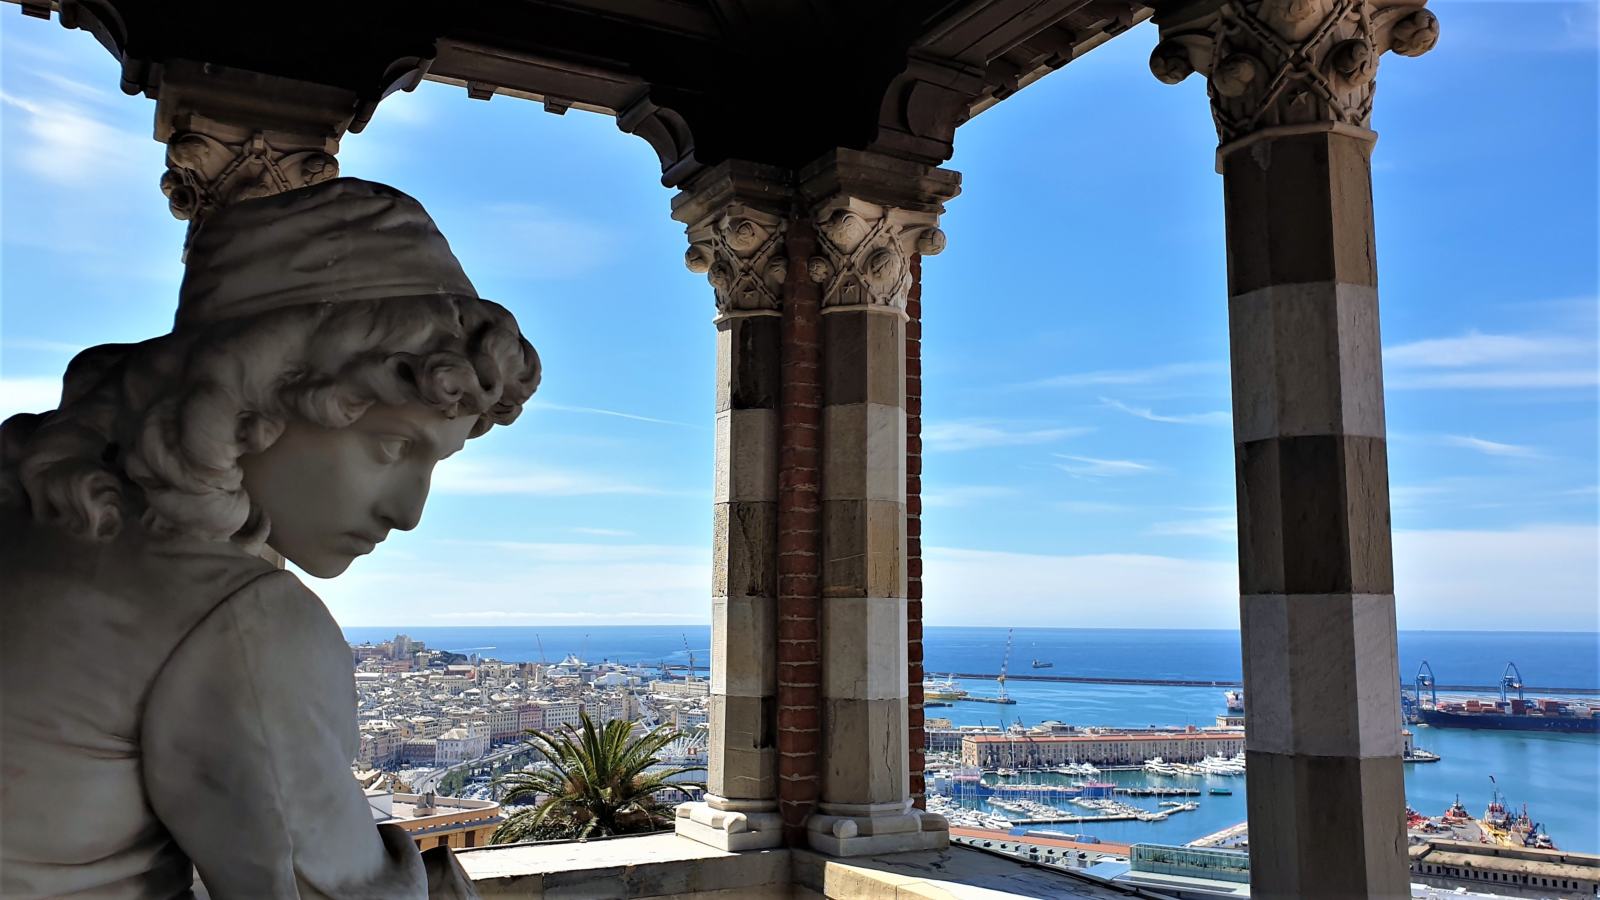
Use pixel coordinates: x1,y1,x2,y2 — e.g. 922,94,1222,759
0,179,541,577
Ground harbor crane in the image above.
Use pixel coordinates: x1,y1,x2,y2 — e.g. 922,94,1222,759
682,634,698,683
997,628,1013,703
535,634,548,666
1414,661,1437,709
1499,661,1524,704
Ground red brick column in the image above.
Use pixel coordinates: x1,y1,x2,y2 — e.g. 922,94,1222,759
776,216,823,844
906,253,926,810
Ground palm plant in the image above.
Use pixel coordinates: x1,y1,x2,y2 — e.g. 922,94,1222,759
490,712,704,843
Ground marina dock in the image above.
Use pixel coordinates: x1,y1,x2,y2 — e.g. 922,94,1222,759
1011,813,1141,824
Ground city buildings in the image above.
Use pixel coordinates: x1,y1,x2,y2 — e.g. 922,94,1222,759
960,729,1247,769
366,790,504,852
1408,842,1600,900
348,644,707,774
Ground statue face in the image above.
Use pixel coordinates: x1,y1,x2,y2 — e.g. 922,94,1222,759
240,403,478,578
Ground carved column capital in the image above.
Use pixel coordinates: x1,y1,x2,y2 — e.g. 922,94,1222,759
1150,0,1439,152
151,60,361,248
674,161,797,320
684,210,790,319
805,201,946,315
161,128,339,226
798,150,959,316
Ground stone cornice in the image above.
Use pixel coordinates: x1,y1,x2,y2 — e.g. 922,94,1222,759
1150,0,1439,151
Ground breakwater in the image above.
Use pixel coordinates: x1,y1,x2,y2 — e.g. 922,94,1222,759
660,664,1600,694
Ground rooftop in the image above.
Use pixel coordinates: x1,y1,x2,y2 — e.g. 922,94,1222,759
1410,840,1600,882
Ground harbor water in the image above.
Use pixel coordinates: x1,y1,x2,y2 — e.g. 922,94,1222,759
343,625,1600,852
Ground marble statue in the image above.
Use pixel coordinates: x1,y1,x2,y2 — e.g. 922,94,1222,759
0,179,541,898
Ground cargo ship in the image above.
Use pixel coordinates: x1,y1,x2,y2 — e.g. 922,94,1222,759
1412,661,1599,733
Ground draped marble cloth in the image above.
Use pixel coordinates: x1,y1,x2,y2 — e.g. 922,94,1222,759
0,508,477,899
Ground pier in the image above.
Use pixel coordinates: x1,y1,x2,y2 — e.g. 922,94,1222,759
1011,813,1139,824
934,671,1600,694
1115,787,1201,797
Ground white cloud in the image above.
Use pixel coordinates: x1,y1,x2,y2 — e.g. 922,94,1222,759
3,337,84,355
1146,517,1238,539
430,609,703,621
923,546,1239,628
309,539,710,626
443,541,696,563
1394,525,1599,631
1391,369,1598,390
917,524,1599,630
570,526,635,537
923,485,1021,508
0,376,61,420
431,459,669,496
533,401,697,428
0,89,143,186
923,420,1090,452
1054,455,1157,478
1101,397,1231,426
1023,361,1224,389
1385,330,1598,391
438,202,619,281
1385,332,1589,368
1440,435,1540,459
1054,500,1131,514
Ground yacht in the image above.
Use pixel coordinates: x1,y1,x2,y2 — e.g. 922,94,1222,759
1144,757,1177,776
922,674,969,702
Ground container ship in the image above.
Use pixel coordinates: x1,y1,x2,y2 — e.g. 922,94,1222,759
1412,661,1599,733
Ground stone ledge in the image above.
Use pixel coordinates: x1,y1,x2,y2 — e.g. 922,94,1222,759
456,832,791,898
455,832,1142,899
792,844,1153,899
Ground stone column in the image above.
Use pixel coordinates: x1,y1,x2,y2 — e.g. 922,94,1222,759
672,163,790,851
798,150,958,857
1151,1,1438,896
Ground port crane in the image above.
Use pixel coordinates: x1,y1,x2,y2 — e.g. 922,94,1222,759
997,628,1013,703
682,635,698,683
1499,661,1524,704
1414,661,1437,710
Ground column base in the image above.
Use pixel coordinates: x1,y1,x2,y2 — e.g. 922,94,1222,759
674,800,785,851
804,807,949,857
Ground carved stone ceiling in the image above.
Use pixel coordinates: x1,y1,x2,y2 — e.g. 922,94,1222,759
13,0,1154,184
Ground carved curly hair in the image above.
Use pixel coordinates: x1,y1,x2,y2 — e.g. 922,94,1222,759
0,294,539,546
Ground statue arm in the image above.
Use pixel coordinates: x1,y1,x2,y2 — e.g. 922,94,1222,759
141,569,472,898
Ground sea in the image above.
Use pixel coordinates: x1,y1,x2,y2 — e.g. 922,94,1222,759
342,625,1600,853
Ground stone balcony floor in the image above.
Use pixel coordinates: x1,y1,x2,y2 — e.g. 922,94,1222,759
455,832,1164,898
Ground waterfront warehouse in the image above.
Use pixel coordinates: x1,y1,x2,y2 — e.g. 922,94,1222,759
960,728,1246,768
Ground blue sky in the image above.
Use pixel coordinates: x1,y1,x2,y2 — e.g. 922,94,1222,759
2,4,1596,630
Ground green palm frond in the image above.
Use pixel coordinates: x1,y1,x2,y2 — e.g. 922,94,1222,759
489,711,705,844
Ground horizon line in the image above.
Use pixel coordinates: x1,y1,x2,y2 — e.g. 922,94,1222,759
339,624,1600,635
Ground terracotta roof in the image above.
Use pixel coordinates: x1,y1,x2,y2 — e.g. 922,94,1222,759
965,732,1244,743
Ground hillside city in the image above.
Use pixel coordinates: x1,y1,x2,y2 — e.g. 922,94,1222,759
348,634,710,799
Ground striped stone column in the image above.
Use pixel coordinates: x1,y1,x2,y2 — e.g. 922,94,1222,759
1152,1,1438,895
672,163,789,851
798,150,958,856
